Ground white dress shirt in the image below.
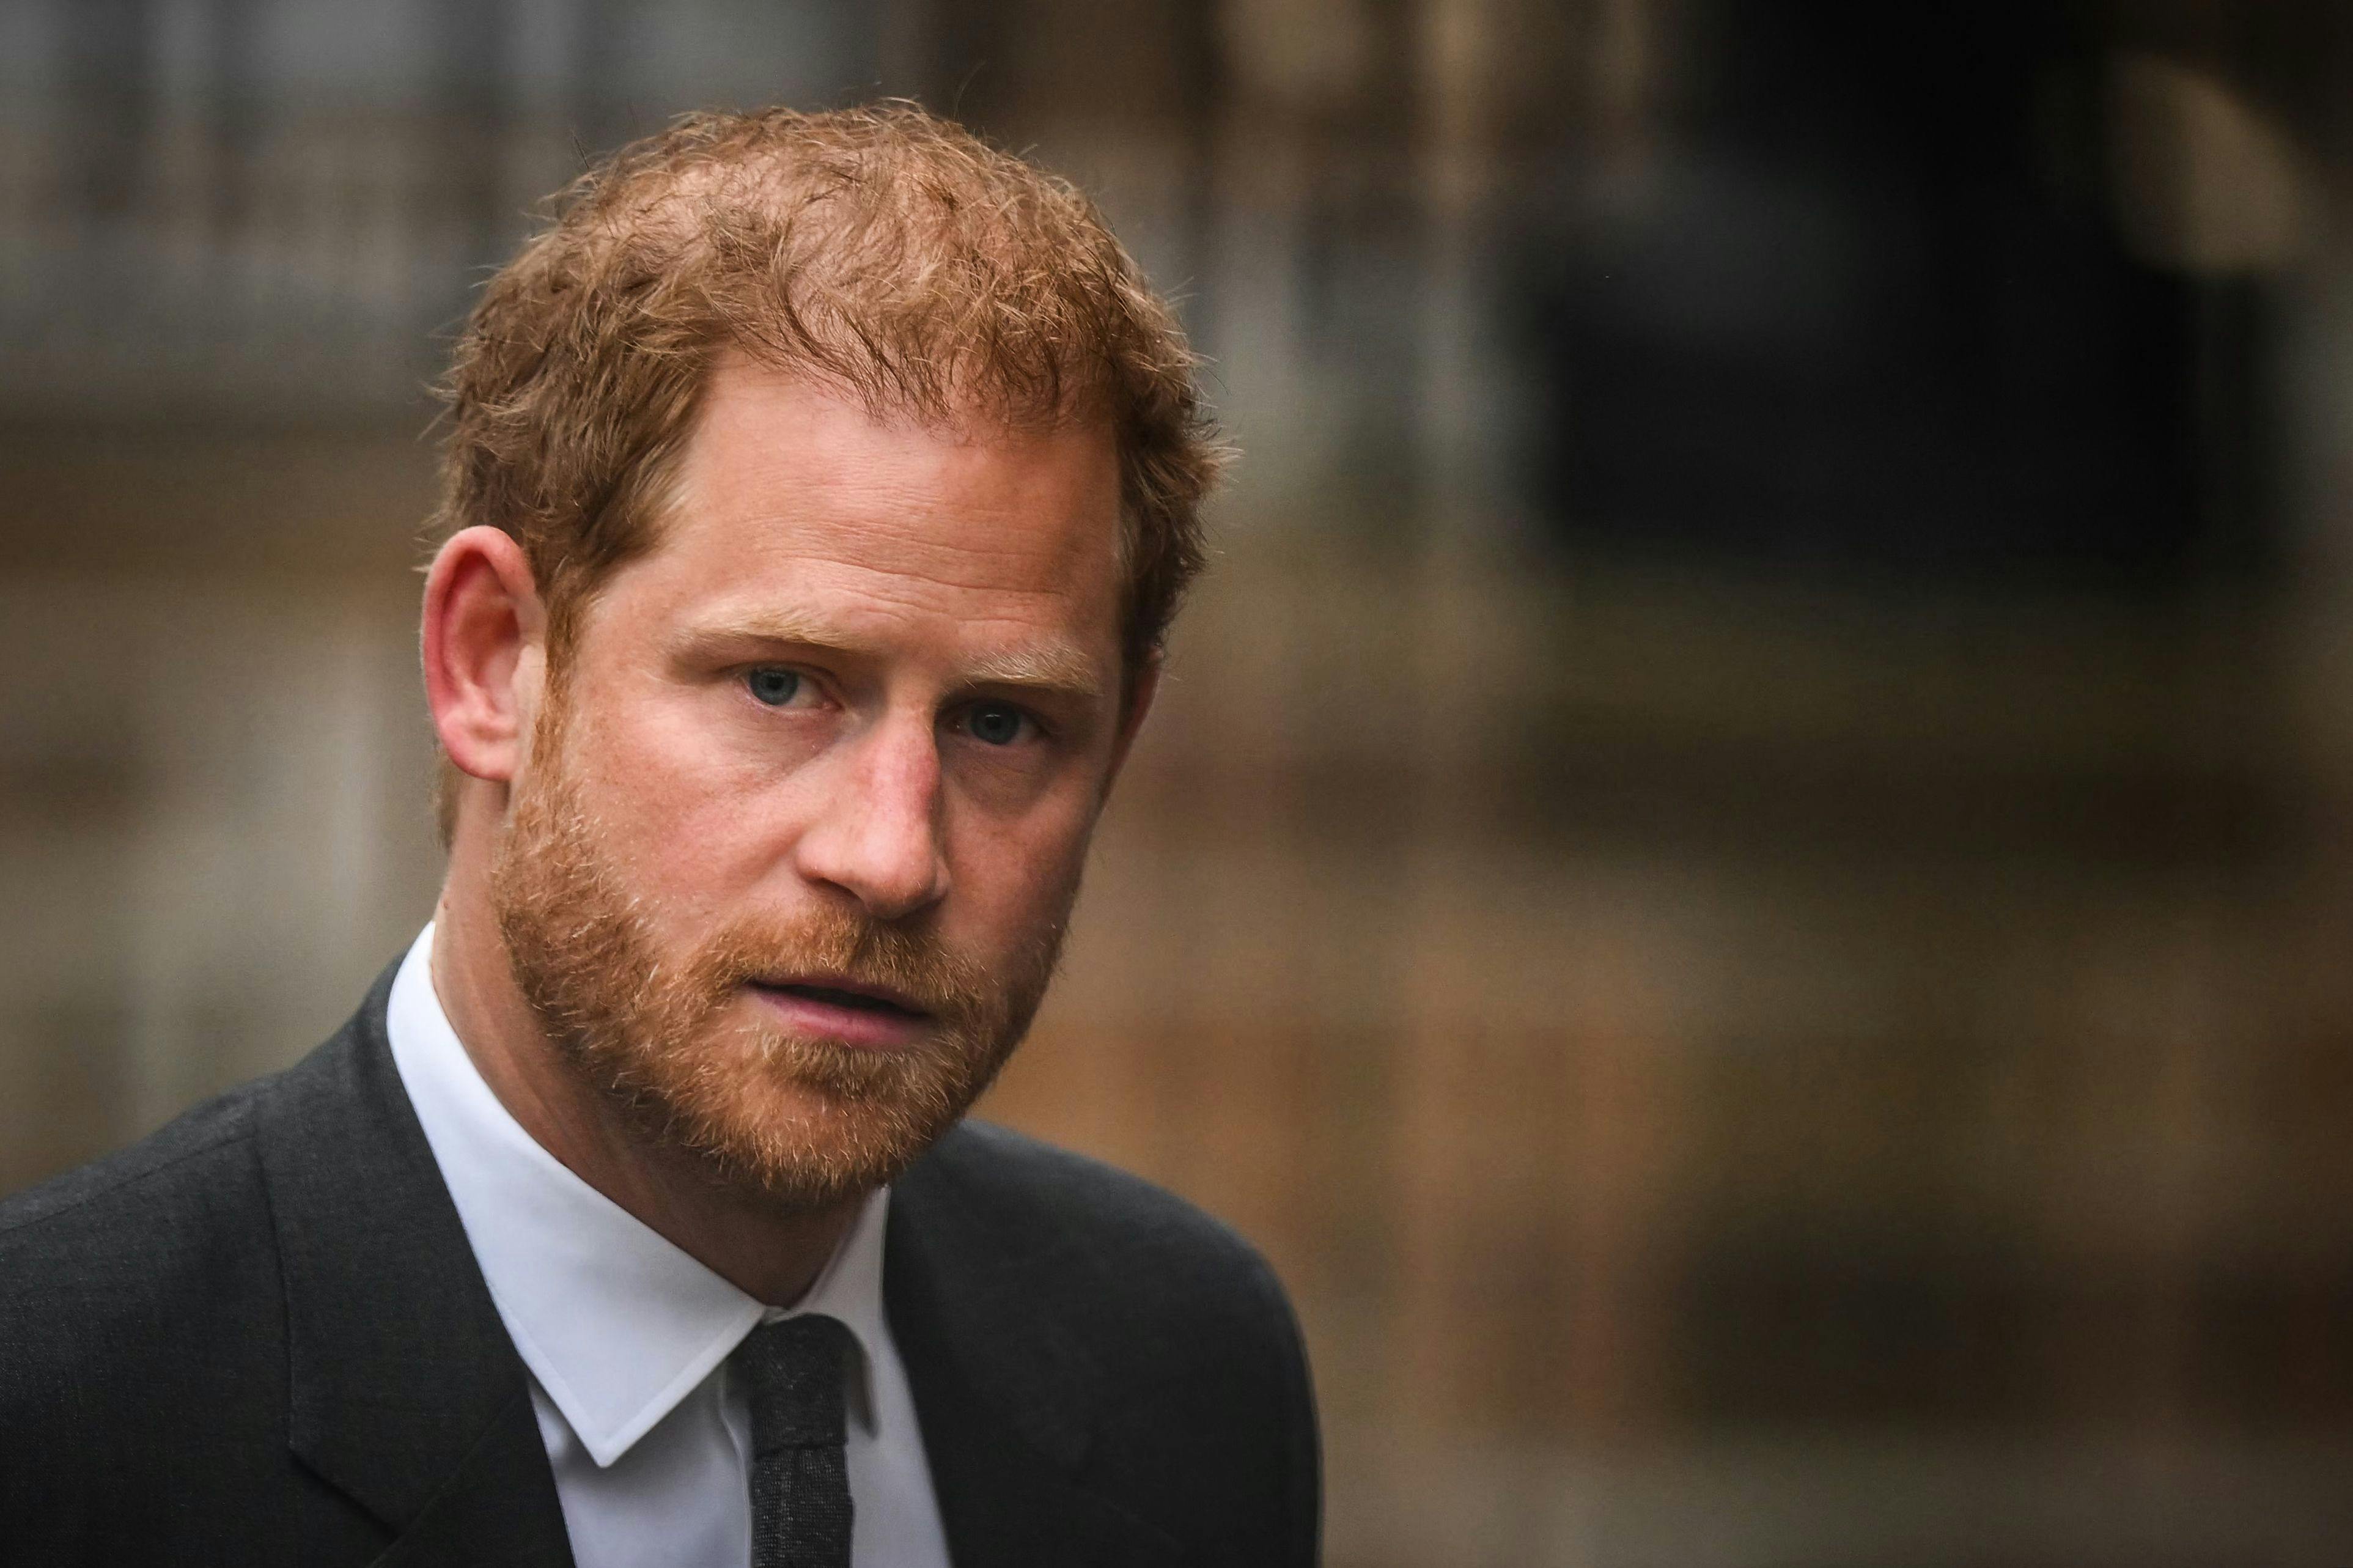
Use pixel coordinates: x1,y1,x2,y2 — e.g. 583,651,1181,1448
384,924,952,1568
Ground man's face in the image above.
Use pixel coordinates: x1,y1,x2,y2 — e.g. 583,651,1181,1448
489,357,1132,1210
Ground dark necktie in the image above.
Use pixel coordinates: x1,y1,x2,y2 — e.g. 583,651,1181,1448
731,1313,856,1568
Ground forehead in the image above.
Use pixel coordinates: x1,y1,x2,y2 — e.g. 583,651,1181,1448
614,356,1124,665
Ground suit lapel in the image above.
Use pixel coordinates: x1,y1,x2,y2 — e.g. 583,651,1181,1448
886,1141,1186,1568
359,1387,573,1568
257,969,572,1567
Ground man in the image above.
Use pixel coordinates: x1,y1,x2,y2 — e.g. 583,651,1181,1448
0,106,1319,1567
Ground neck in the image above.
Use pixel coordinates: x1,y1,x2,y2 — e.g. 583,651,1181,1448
429,844,858,1306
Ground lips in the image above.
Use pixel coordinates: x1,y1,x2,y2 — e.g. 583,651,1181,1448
745,975,936,1048
764,979,928,1020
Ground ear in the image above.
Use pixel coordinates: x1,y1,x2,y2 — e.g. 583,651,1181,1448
422,526,548,788
1103,653,1161,793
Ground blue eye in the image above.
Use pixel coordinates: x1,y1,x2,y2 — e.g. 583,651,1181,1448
746,667,801,706
967,703,1026,746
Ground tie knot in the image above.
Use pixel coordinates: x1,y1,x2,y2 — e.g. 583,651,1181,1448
731,1313,855,1453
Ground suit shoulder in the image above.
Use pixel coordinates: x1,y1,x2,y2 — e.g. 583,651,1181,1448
0,1073,312,1550
0,1075,284,1394
907,1119,1302,1353
923,1119,1274,1265
903,1121,1322,1565
0,1075,270,1241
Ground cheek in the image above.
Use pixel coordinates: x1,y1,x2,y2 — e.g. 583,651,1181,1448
942,787,1098,937
575,701,793,908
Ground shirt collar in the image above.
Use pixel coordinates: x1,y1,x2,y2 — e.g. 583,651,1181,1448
384,922,891,1468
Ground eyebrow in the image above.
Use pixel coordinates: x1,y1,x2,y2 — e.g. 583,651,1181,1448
676,607,1107,701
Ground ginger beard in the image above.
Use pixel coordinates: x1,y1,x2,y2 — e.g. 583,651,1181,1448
488,684,1069,1212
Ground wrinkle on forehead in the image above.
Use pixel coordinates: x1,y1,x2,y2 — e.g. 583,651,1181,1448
706,360,1110,537
597,359,1126,688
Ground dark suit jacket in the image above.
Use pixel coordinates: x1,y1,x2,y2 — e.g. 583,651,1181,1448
0,966,1320,1566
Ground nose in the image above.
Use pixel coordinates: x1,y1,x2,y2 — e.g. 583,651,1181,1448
791,709,951,921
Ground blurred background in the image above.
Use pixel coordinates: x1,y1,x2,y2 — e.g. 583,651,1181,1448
7,0,2353,1561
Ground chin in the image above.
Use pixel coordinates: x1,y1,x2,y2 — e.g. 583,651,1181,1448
624,1023,989,1211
